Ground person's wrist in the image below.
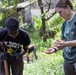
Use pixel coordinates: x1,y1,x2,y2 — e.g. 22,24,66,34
65,42,68,47
20,53,22,57
53,47,58,52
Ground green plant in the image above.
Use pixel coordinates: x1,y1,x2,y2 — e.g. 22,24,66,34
23,51,64,75
32,16,42,31
46,14,64,33
73,0,76,10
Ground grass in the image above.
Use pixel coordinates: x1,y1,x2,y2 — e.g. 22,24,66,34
23,50,64,75
23,30,64,75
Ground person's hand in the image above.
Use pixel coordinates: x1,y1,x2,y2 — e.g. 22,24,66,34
16,53,22,59
10,52,22,57
54,40,66,50
16,53,22,57
10,52,22,59
0,53,7,60
45,48,56,54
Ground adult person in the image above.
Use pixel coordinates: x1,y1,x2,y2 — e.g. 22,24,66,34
45,0,76,75
0,17,30,75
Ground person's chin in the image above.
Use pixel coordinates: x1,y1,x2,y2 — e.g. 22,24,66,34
11,36,17,38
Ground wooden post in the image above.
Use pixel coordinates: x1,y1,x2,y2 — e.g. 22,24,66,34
4,60,9,75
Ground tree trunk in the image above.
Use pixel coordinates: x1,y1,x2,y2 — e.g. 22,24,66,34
19,0,24,3
7,0,10,6
38,0,47,42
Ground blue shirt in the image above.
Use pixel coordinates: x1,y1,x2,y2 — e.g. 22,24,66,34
62,14,76,63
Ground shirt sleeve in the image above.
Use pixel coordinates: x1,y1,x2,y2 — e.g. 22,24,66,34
61,21,66,40
23,33,31,46
21,30,31,46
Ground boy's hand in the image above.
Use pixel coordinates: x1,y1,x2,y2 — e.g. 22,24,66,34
0,53,7,60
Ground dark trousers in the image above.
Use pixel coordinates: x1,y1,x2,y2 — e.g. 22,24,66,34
0,56,23,75
0,59,5,75
27,48,38,62
33,48,38,59
64,60,76,75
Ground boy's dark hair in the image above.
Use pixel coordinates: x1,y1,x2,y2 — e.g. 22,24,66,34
5,17,19,30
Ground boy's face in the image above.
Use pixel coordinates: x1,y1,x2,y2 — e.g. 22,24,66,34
7,29,19,38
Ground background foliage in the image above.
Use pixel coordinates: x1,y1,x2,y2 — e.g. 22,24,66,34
0,0,76,75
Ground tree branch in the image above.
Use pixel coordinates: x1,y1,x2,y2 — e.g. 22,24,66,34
40,0,51,18
45,0,51,13
45,11,56,21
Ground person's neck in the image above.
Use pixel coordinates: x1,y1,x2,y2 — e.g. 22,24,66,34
68,11,75,21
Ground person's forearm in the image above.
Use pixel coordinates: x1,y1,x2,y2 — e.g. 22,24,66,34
66,40,76,47
20,50,26,56
21,46,28,56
